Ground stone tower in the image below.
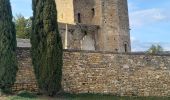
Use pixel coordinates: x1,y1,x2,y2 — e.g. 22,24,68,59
55,0,131,52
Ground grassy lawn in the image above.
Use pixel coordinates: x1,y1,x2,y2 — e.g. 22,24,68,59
4,93,170,100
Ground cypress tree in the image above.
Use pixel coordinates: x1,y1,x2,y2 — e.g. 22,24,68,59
0,0,18,92
31,0,63,96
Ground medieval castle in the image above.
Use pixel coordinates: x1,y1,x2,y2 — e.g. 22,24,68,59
14,0,170,96
55,0,131,52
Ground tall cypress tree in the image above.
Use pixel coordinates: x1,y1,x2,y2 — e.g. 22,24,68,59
31,0,63,96
0,0,18,92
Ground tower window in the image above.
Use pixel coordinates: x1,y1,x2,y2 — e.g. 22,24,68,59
124,44,128,52
78,13,81,23
91,8,95,16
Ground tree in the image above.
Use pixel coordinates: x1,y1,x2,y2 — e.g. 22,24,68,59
0,0,18,92
14,14,32,39
31,0,63,96
147,44,163,54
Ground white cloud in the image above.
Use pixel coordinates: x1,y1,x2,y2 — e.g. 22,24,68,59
129,8,167,28
128,2,139,11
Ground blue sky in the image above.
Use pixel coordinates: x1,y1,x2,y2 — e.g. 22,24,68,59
10,0,170,51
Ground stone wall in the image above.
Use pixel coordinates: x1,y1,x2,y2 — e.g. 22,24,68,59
117,0,131,52
58,23,99,50
63,50,170,96
73,0,95,25
97,0,131,52
55,0,75,24
55,0,131,53
12,48,38,92
14,48,170,96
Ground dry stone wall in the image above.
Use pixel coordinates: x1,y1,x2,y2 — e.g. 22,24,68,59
12,48,38,92
14,48,170,96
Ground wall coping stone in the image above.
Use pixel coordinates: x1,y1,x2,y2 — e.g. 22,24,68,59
17,47,170,57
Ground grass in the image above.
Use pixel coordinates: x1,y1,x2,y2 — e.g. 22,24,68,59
5,93,170,100
8,96,38,100
7,91,37,100
61,94,170,100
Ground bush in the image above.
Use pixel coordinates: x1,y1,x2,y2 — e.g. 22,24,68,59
17,91,37,98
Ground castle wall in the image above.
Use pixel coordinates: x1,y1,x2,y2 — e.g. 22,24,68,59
96,0,131,52
14,48,170,96
55,0,131,53
58,23,99,50
117,0,131,52
98,0,120,52
73,0,95,25
55,0,75,24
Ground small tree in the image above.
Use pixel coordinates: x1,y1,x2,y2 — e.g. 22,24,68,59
147,44,163,54
14,14,32,39
31,0,63,96
0,0,18,92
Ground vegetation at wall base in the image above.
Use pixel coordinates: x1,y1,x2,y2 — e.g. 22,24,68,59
4,93,170,100
0,0,18,92
31,0,63,96
17,91,37,98
60,93,170,100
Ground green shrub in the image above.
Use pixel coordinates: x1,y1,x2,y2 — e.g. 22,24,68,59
17,91,37,98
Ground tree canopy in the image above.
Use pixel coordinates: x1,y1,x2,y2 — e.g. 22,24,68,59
14,14,32,39
147,44,163,54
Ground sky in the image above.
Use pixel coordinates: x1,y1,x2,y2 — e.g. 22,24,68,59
10,0,170,51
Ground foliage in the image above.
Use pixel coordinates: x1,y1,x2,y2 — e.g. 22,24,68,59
0,0,18,92
146,44,163,54
9,96,38,100
31,0,63,96
17,91,37,98
14,14,32,39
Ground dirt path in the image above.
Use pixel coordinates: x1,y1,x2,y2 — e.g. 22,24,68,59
0,96,8,100
0,95,67,100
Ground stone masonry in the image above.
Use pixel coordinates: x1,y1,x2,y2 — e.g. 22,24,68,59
14,48,170,96
12,48,38,92
56,0,131,52
58,23,99,50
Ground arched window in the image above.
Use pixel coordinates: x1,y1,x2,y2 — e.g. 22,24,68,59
124,42,128,53
124,44,127,52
